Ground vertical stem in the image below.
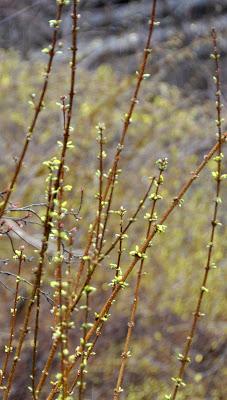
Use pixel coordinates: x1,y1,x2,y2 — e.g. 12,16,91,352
35,0,79,394
0,250,24,386
78,291,89,400
114,164,166,399
170,28,224,400
0,3,64,218
3,171,55,400
72,0,158,293
95,125,105,251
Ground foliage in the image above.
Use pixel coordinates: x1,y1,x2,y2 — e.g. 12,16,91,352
0,1,226,399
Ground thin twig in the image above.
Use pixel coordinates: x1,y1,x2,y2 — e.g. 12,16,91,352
169,28,225,400
0,2,64,218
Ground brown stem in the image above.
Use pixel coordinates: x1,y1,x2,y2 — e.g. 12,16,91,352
3,170,55,400
95,125,104,250
34,1,79,396
0,250,24,386
71,0,158,294
113,169,164,399
0,3,64,218
170,28,224,400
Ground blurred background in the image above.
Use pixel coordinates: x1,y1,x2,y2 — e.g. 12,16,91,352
0,1,226,399
1,0,227,93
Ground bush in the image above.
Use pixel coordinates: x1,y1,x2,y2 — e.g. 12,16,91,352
0,1,226,399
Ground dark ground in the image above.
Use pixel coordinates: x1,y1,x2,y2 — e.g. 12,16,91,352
0,0,227,96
